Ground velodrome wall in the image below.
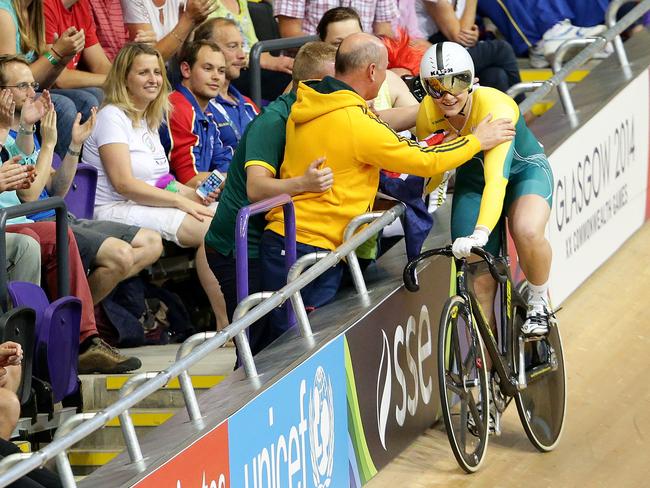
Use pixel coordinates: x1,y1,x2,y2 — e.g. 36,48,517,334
546,69,650,305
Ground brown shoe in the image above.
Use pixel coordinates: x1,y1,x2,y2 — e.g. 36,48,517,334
78,337,142,374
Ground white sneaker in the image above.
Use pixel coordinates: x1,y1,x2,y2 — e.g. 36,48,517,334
521,304,550,337
528,42,549,68
542,19,607,58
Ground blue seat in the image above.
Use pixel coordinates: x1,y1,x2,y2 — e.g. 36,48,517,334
51,154,98,220
8,282,81,403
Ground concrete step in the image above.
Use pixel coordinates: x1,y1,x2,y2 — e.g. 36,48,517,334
73,409,176,450
68,449,121,476
80,374,226,410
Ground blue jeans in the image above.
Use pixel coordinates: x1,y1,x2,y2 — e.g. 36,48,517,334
50,88,104,158
259,230,343,353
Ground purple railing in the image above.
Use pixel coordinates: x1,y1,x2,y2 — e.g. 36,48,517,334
235,194,297,323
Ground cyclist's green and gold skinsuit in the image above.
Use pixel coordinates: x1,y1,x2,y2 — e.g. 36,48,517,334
416,86,554,255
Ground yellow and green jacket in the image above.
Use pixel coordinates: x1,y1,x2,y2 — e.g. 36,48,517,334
266,77,481,251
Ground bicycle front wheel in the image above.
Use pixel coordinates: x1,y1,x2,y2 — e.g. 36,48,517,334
512,282,567,451
438,295,489,473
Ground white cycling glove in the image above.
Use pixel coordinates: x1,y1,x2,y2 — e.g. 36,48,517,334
452,227,490,259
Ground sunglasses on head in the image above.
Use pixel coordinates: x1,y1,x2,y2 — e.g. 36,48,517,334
422,71,473,99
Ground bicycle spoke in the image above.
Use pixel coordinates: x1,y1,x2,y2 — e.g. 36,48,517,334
467,393,486,438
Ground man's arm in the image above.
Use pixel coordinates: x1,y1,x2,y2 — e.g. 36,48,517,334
277,16,306,38
49,105,98,197
51,67,106,89
17,108,57,202
80,43,112,75
372,0,397,37
355,109,513,177
375,105,419,132
246,158,332,202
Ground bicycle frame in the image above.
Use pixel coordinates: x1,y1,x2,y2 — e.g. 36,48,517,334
455,256,524,398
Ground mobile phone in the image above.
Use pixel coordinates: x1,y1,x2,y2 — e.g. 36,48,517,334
196,169,225,199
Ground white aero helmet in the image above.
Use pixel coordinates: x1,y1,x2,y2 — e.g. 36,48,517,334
419,42,475,99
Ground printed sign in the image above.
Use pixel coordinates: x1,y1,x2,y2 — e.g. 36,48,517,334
132,421,230,488
345,256,449,482
228,337,347,488
547,70,650,304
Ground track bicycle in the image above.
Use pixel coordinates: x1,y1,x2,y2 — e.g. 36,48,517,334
403,243,566,473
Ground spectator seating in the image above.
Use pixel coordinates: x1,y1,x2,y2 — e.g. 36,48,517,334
52,154,99,220
8,282,81,404
248,1,280,41
0,307,35,405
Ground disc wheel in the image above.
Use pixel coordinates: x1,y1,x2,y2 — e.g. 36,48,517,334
438,295,490,472
512,281,567,451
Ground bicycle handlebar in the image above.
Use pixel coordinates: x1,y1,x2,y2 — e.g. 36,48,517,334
403,245,507,292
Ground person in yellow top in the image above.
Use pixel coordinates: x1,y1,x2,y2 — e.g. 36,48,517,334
416,41,555,337
257,32,515,352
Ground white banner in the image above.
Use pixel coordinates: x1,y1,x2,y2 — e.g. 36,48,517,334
547,69,650,304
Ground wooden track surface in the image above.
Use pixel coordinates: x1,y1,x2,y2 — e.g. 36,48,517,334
367,222,650,488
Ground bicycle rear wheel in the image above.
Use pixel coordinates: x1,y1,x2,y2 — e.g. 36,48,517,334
512,282,567,451
438,295,489,472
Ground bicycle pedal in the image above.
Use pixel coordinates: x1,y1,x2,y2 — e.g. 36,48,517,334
494,410,502,436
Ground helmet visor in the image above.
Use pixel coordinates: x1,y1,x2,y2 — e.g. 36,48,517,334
422,71,473,99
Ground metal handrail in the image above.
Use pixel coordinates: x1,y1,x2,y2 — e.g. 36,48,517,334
0,203,404,487
249,35,319,107
118,372,161,463
552,37,602,122
0,197,69,310
607,0,633,68
343,211,386,297
506,81,545,99
287,252,328,337
519,0,650,116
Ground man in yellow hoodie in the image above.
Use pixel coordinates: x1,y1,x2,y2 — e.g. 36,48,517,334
259,32,516,349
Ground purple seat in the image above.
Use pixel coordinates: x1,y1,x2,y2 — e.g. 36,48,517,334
8,282,81,403
51,154,98,220
0,307,35,405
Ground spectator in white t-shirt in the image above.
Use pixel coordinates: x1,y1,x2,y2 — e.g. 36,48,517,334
83,42,228,328
121,0,217,60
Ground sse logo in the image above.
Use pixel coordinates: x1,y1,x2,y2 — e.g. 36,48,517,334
376,305,434,450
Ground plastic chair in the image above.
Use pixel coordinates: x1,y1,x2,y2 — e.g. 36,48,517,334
51,154,98,220
8,282,81,403
0,307,35,405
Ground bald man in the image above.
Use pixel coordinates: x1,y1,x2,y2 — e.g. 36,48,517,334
257,33,516,352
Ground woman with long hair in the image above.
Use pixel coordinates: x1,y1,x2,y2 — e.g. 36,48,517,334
82,42,228,328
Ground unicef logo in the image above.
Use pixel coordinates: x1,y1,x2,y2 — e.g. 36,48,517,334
308,366,335,488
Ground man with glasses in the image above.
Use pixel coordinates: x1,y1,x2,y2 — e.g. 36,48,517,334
416,42,555,337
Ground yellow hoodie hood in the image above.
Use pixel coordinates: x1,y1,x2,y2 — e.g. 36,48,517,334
290,77,366,125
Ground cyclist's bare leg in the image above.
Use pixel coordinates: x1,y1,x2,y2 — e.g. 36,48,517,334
508,194,552,335
507,195,552,286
